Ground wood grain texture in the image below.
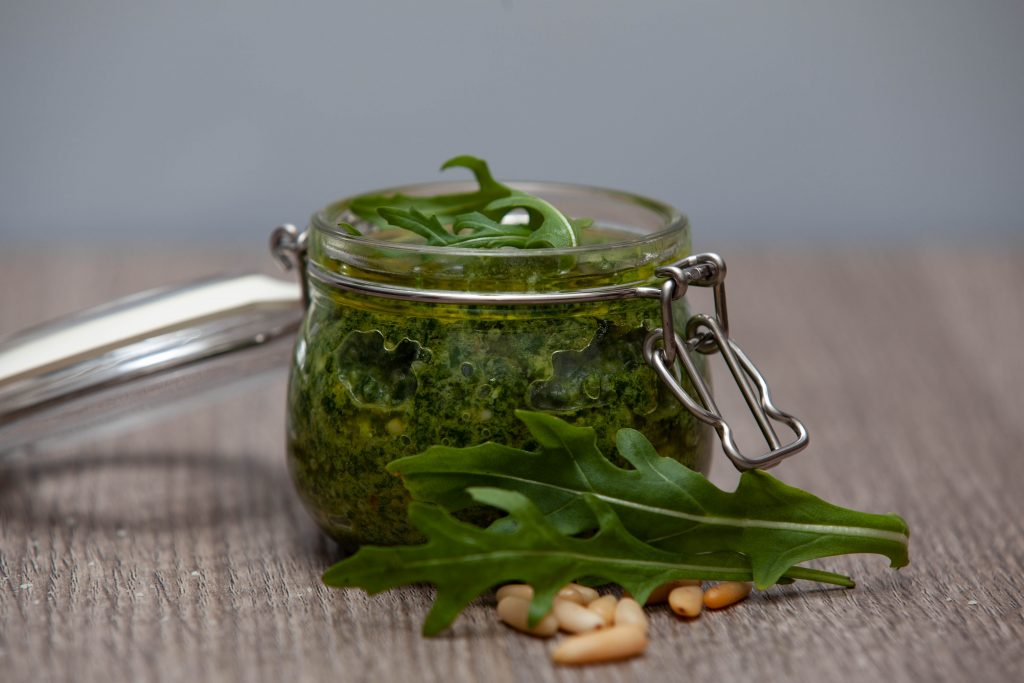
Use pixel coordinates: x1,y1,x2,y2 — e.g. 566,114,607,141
1,246,1021,683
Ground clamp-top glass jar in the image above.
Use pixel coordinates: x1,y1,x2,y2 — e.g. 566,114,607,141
0,176,805,528
282,181,715,548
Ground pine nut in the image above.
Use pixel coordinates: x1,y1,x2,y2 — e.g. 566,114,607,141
704,581,753,609
495,583,587,605
557,586,588,605
668,585,704,618
640,579,702,605
553,598,606,633
496,584,533,602
587,595,617,626
566,582,600,604
551,624,648,665
497,596,559,637
613,597,648,632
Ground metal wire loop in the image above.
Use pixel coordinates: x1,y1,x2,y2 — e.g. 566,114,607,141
643,254,809,471
653,254,729,354
658,280,681,366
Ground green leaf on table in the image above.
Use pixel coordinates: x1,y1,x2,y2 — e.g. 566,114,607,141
388,411,910,588
322,487,849,636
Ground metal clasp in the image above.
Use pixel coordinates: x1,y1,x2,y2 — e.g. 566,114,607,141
641,253,809,471
270,224,310,307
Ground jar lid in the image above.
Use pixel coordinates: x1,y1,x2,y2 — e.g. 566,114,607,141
0,274,302,457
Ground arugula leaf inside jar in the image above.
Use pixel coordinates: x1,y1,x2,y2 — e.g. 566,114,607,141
337,155,590,249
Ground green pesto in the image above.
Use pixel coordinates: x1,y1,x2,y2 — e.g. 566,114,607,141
286,288,712,550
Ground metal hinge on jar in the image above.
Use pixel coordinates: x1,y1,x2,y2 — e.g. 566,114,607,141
637,254,809,471
270,224,310,306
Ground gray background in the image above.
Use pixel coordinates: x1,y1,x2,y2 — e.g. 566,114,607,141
1,0,1022,247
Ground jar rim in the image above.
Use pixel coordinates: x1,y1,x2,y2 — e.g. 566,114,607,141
306,180,692,295
309,180,689,256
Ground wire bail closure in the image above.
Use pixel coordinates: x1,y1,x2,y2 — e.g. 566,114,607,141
269,228,808,472
640,253,809,471
270,224,310,306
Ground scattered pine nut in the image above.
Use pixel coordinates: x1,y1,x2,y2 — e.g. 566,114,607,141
668,585,704,618
496,578,756,664
553,598,606,633
587,595,617,626
639,579,702,605
557,586,588,605
552,624,648,665
704,581,753,610
496,583,587,605
613,597,648,633
640,586,669,605
497,596,559,637
496,584,533,602
566,583,600,604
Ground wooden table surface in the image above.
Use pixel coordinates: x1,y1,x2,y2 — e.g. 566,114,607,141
1,246,1021,683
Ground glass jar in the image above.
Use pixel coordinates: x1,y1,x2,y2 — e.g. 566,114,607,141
285,181,713,549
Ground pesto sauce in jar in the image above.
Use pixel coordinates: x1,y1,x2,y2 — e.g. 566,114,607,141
286,184,712,549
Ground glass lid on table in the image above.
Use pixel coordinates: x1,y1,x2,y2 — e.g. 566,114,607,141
0,275,302,456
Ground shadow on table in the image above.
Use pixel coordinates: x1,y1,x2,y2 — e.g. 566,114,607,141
0,449,331,559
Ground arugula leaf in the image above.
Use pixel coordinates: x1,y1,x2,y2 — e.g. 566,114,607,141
343,155,590,248
348,155,517,228
322,487,851,636
448,212,533,248
440,155,506,194
376,207,454,245
388,411,910,588
485,196,580,248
